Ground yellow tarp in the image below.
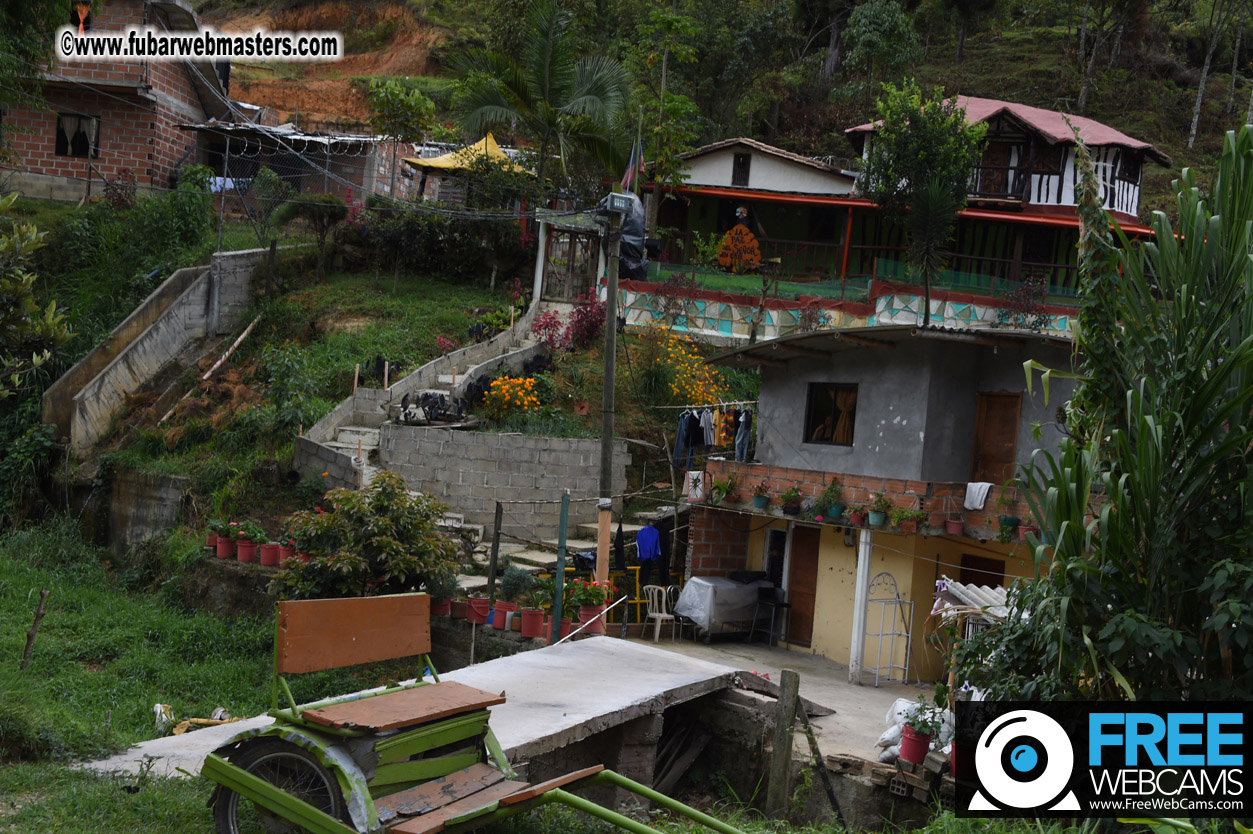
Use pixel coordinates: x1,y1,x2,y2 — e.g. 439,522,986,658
402,133,531,175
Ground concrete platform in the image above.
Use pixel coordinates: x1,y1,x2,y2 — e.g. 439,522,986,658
83,638,739,779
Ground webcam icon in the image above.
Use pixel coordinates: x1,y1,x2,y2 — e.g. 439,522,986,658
969,710,1080,811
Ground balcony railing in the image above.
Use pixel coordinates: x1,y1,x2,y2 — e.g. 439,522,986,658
968,164,1029,202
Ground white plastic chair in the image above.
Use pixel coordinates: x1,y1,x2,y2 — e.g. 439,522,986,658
642,584,676,642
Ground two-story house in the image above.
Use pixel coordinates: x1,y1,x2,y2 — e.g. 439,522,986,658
684,324,1076,684
1,0,230,201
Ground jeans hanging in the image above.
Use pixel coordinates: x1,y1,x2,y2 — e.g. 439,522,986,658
734,410,753,461
672,412,693,469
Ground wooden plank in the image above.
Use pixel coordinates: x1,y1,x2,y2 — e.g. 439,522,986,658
302,681,505,732
372,752,483,788
375,763,504,824
389,779,528,834
375,712,490,765
277,594,431,674
498,765,605,805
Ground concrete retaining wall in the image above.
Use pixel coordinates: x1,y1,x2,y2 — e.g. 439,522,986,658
108,469,189,556
379,426,630,535
292,435,360,491
43,265,206,440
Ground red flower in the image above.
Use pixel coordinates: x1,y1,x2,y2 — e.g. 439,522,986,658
315,506,325,514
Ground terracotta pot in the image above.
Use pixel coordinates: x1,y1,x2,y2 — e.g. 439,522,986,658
579,604,606,635
900,725,932,765
945,519,964,535
259,543,280,567
236,540,258,563
493,600,518,630
520,609,544,638
215,537,236,559
466,596,490,624
296,550,311,563
847,511,866,526
206,532,217,549
278,545,295,564
450,599,468,619
430,597,452,617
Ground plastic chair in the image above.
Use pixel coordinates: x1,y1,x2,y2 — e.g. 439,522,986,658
642,584,676,642
749,586,791,646
667,584,697,641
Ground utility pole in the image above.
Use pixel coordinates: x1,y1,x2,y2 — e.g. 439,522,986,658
596,191,626,584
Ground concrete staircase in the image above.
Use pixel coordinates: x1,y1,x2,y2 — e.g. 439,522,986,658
324,424,382,486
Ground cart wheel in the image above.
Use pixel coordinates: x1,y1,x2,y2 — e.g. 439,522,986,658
213,739,348,834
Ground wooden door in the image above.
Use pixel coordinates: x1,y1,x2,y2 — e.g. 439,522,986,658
972,393,1021,483
786,526,820,647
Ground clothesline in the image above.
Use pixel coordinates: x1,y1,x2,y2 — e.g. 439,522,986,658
654,400,757,410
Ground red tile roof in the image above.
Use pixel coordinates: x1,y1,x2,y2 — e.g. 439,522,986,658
846,96,1171,166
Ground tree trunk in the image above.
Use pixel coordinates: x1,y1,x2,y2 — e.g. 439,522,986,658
956,18,967,61
1079,0,1090,71
1188,27,1221,148
1226,26,1242,115
1107,21,1124,68
822,17,843,78
1077,33,1102,112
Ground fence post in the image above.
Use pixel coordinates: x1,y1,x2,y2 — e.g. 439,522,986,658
765,669,801,818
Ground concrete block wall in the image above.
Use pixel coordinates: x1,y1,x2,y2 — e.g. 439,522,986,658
450,342,548,401
43,265,205,440
379,426,630,536
210,247,273,334
293,436,360,491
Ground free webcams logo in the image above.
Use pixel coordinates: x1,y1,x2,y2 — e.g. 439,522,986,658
957,702,1249,818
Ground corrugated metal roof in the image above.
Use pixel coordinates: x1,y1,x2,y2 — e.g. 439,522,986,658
932,575,1009,620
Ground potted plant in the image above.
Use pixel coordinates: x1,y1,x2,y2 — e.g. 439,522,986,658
568,578,616,635
207,519,229,550
818,478,844,519
845,503,866,525
751,479,771,510
779,483,803,515
944,515,964,535
466,593,491,624
425,570,460,617
901,693,946,766
868,494,893,527
995,483,1021,542
708,475,738,505
216,521,239,558
234,521,267,563
519,577,550,639
495,565,533,630
889,506,928,534
259,539,281,567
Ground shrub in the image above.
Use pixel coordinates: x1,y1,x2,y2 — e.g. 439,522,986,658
273,471,460,599
530,309,569,351
564,291,606,348
481,375,541,420
271,193,348,280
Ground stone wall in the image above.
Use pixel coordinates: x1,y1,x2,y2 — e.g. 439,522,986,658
108,469,190,556
292,435,361,492
380,426,630,536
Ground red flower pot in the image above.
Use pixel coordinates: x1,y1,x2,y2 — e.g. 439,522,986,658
466,596,490,624
450,599,468,619
945,519,964,535
278,545,295,564
520,609,544,638
900,725,932,765
492,601,517,630
1019,525,1038,542
236,540,258,563
259,543,280,567
896,520,918,534
430,597,452,617
206,532,217,549
215,537,235,559
296,550,311,563
546,616,572,639
847,511,866,526
578,604,606,635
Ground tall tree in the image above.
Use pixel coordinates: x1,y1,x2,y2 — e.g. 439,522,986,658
860,81,986,325
454,0,631,190
367,79,435,198
841,0,921,103
1186,0,1248,147
0,0,67,162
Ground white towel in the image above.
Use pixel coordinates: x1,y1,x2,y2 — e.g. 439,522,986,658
964,482,993,511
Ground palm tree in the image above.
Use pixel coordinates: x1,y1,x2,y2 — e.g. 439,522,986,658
454,0,630,190
904,176,958,327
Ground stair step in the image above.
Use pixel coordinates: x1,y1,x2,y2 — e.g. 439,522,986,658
325,440,372,456
457,575,489,593
336,426,380,446
574,522,646,539
541,538,598,551
506,550,560,570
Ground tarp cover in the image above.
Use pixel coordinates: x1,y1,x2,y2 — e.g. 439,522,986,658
596,191,648,281
403,133,531,174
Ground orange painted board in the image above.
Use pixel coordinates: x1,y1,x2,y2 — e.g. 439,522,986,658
375,763,504,823
498,765,604,805
302,681,506,732
276,594,431,674
388,778,528,834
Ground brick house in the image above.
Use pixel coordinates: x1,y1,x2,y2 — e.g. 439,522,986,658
0,0,230,201
684,324,1078,683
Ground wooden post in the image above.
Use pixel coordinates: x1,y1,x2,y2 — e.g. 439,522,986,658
765,669,800,818
383,361,390,390
487,502,503,605
265,238,277,299
20,589,51,671
595,500,611,585
353,364,360,395
550,492,570,645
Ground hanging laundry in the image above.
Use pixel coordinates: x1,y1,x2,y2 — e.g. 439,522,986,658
672,411,694,469
699,408,715,447
636,524,661,588
614,518,626,571
735,409,753,462
686,410,706,459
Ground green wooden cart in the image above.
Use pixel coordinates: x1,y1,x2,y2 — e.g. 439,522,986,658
202,592,749,834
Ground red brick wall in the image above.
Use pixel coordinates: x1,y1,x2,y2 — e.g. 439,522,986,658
686,506,754,578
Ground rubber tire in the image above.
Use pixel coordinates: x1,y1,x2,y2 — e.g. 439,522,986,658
212,739,348,834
